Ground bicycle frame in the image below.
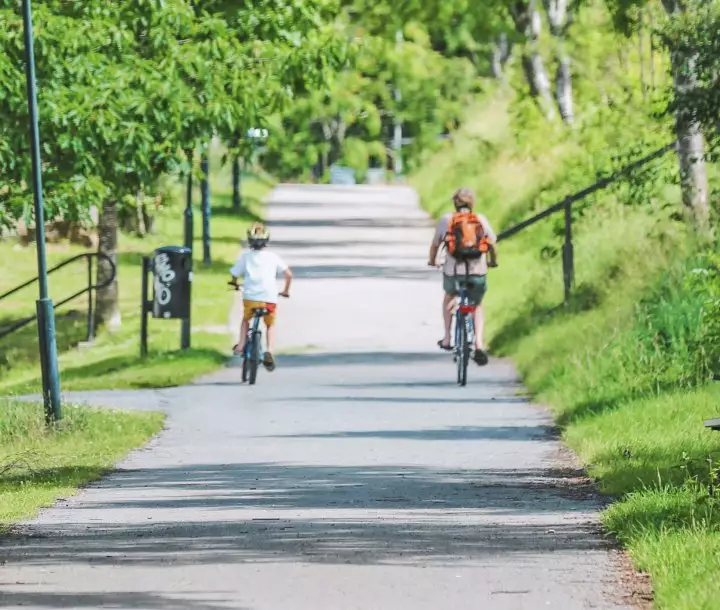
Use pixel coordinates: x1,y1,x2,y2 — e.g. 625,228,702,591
454,290,476,352
244,311,264,359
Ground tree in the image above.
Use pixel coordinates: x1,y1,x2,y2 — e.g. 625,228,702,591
509,0,558,121
606,0,711,232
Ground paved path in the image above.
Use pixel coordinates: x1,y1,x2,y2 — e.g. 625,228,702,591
0,186,631,609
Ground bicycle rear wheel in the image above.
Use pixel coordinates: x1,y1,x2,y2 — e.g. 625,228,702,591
457,316,469,387
248,331,261,385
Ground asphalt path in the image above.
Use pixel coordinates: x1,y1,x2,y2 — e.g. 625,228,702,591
0,185,631,610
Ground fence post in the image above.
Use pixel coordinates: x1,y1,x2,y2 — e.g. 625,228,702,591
86,255,95,342
562,199,574,304
140,256,150,358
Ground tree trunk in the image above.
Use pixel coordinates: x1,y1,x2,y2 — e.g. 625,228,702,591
95,199,121,329
555,53,574,123
543,0,574,123
135,191,146,237
662,0,710,232
491,34,511,80
511,0,556,121
671,49,709,231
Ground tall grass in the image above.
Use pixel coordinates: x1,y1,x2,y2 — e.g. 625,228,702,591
411,84,720,607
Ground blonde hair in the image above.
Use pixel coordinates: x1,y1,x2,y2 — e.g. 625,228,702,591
452,187,475,209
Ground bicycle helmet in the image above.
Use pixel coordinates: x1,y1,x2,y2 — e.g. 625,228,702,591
247,223,270,249
452,187,475,210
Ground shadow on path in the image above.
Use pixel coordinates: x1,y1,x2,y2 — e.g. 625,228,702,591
0,591,240,610
1,463,604,569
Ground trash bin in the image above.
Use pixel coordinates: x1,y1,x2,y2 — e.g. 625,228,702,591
151,246,192,319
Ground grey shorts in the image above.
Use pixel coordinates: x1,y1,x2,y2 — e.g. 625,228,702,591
443,274,487,305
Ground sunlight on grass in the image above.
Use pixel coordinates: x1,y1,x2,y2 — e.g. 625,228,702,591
411,90,720,609
0,156,273,393
0,398,164,529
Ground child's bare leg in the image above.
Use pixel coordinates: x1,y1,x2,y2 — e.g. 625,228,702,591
235,319,249,353
266,323,275,354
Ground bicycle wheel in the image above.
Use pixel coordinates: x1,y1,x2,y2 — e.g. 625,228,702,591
241,357,249,383
457,315,469,386
248,332,260,385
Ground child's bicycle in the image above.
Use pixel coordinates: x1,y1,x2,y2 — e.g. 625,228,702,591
228,282,288,385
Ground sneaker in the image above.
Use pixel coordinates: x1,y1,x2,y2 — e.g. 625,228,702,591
473,349,489,366
263,352,276,371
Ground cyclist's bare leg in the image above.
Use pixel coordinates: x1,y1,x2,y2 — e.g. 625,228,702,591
473,304,485,350
442,293,456,347
266,324,275,354
234,319,250,354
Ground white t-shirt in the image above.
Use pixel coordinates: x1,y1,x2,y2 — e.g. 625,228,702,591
230,249,288,303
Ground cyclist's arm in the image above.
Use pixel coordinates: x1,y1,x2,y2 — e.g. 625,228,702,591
428,216,447,266
479,215,499,267
280,268,293,296
428,242,441,267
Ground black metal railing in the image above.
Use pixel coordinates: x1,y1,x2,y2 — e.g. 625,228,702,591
496,141,676,304
0,252,116,342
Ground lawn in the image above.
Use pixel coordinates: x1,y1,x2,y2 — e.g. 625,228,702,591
411,90,720,609
0,149,273,394
0,398,164,530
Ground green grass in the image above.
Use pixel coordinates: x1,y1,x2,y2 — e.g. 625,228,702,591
0,398,164,529
411,87,720,609
0,151,273,394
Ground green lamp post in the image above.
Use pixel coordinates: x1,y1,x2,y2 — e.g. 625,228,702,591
22,0,62,421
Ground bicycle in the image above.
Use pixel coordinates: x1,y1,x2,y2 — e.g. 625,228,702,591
229,281,288,385
453,279,476,387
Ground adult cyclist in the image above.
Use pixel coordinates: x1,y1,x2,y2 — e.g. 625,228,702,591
427,188,497,365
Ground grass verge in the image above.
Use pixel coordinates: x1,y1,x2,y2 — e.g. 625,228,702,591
0,151,273,394
0,398,164,529
411,87,720,609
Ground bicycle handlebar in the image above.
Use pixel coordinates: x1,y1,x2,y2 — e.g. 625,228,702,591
228,281,290,298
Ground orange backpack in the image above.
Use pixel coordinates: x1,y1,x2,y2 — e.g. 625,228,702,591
445,211,489,260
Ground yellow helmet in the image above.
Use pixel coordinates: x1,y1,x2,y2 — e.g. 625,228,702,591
247,223,270,248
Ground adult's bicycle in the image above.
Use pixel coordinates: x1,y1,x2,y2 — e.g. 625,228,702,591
453,280,476,387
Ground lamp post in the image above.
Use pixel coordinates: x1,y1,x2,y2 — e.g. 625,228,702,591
182,150,193,349
200,148,211,266
21,0,62,421
392,28,403,180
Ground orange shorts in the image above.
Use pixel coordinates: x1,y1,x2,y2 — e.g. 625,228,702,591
243,300,277,327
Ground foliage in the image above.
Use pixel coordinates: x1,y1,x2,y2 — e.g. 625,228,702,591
663,1,720,151
0,0,346,227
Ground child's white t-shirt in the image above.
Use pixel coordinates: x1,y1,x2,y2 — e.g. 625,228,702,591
230,249,288,303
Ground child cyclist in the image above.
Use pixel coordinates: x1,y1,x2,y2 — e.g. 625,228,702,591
229,223,292,371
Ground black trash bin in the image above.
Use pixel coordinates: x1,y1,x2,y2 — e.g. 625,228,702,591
151,246,192,320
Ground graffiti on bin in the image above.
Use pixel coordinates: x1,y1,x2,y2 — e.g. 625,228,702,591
153,253,175,312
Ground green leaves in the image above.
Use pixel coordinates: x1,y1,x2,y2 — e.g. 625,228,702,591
0,0,345,227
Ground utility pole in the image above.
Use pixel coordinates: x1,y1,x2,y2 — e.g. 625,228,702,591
393,28,404,180
22,0,61,422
